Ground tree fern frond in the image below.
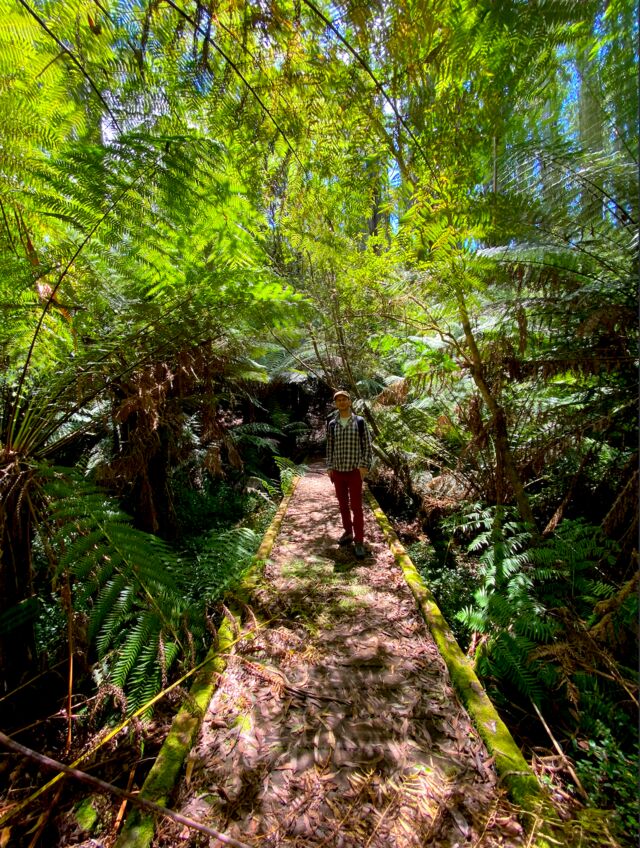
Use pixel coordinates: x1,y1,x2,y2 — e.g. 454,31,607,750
110,611,159,690
93,581,135,653
487,631,545,704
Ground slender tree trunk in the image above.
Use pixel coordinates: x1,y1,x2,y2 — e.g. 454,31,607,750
455,288,538,531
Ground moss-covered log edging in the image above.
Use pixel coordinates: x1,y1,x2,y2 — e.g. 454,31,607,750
365,489,557,841
115,477,302,848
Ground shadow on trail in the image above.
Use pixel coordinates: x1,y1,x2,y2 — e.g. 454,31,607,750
161,467,524,848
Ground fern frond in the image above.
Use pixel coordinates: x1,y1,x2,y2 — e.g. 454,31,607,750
126,638,175,716
93,582,135,653
486,631,545,704
111,611,159,690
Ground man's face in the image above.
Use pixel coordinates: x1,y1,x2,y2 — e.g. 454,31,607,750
334,394,352,415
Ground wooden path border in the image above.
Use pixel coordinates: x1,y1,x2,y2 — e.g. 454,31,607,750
114,476,301,848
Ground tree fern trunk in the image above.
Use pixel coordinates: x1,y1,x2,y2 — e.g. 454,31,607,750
0,490,38,694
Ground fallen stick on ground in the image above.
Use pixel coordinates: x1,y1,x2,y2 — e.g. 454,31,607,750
0,731,252,848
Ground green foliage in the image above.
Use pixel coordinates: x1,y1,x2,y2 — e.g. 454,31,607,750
444,505,637,823
47,471,194,715
174,477,258,541
447,506,628,705
26,594,66,680
34,463,279,717
573,727,639,842
528,519,622,613
188,526,262,605
274,455,307,495
0,4,636,829
406,539,475,649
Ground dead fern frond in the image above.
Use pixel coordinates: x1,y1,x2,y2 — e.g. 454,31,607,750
590,572,640,648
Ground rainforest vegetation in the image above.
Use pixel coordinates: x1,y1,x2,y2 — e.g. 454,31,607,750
0,0,637,844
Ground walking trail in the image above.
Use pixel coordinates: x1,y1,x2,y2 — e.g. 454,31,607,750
155,464,527,847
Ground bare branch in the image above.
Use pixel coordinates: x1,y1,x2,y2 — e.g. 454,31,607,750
0,731,252,848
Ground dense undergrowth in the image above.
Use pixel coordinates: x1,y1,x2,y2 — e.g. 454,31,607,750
359,387,638,845
0,461,284,845
385,493,639,845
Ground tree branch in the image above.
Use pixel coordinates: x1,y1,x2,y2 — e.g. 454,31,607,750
164,0,302,166
299,0,441,191
0,731,251,848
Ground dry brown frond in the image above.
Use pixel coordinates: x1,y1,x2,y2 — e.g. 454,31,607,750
374,379,408,406
590,572,639,648
90,683,127,724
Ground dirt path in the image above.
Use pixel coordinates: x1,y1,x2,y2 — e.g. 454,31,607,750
157,464,525,847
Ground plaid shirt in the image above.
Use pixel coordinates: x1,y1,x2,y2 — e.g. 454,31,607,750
326,414,373,472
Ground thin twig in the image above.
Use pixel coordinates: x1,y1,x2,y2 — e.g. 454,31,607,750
299,0,442,190
15,0,121,134
0,732,251,848
164,0,301,165
112,764,137,836
531,702,588,801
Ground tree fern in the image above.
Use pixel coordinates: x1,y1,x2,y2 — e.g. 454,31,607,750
44,470,195,713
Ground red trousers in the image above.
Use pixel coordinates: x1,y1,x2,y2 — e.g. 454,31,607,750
331,469,364,543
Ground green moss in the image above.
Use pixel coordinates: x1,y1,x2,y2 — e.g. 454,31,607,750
233,713,252,733
74,797,99,833
114,815,156,848
336,597,363,613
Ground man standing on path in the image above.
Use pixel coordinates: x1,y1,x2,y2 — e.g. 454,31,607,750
326,390,373,560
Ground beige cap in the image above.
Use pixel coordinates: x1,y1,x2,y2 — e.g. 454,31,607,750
333,389,351,400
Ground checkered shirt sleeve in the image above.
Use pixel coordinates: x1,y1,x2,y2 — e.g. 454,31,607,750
326,416,372,472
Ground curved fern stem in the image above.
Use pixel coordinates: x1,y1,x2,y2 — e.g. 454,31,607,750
164,0,302,166
14,0,122,134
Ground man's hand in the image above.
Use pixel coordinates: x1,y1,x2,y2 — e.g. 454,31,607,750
359,467,367,480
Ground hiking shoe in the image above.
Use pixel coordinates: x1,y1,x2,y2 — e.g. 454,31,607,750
354,543,366,560
338,532,354,546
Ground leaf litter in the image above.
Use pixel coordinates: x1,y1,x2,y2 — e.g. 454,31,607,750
155,464,526,847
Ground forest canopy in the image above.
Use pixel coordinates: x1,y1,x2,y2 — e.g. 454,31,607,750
0,0,637,842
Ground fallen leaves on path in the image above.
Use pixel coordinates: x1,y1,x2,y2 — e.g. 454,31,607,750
156,465,525,847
